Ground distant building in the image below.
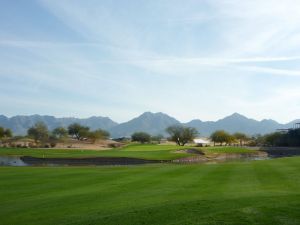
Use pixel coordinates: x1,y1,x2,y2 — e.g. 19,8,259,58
193,138,211,147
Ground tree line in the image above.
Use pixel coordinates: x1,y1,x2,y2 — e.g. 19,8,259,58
0,122,110,147
210,130,249,146
251,129,300,147
132,128,293,147
130,125,198,146
209,129,300,147
1,123,300,147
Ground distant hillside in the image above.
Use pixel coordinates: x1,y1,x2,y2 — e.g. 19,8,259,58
184,113,288,136
109,112,180,137
0,115,118,135
0,112,298,137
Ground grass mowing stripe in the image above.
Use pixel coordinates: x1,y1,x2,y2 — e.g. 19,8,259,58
261,159,300,192
252,159,299,194
223,161,263,198
84,194,300,225
97,165,225,219
1,157,300,225
0,165,167,204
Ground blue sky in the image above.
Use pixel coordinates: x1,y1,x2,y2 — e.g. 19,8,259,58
1,0,300,123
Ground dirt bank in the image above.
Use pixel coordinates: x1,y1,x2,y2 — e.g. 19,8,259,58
173,151,268,163
174,149,204,155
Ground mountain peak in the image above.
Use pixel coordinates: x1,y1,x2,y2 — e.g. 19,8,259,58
109,112,180,137
141,111,162,115
261,119,277,123
139,111,171,118
136,112,180,123
220,113,248,121
229,112,246,118
140,111,156,116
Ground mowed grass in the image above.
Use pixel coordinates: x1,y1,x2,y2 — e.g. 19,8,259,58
0,144,258,160
1,157,300,225
0,144,190,160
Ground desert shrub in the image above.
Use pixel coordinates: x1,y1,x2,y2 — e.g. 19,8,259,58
166,125,198,146
131,132,151,144
108,143,122,148
50,143,56,148
28,143,36,148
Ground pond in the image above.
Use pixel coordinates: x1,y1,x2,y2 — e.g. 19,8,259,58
1,149,299,166
0,154,269,167
0,156,165,166
0,156,28,166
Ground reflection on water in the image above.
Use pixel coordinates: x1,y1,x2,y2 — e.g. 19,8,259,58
0,156,28,166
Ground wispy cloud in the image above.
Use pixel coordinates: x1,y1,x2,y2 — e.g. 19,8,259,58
229,65,300,77
1,0,300,122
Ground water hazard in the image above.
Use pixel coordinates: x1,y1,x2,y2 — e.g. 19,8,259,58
0,156,165,166
0,156,28,166
0,148,299,166
0,154,268,167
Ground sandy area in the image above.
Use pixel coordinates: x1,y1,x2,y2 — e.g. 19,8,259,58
54,139,123,150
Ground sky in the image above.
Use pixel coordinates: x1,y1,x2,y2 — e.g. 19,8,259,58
0,0,300,123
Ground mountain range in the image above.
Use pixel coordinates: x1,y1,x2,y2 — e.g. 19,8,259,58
0,112,298,138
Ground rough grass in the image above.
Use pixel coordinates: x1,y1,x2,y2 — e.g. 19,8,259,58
0,157,300,225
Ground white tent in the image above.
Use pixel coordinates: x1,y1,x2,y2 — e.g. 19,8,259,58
193,138,210,144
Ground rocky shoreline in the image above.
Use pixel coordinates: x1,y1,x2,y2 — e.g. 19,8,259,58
173,151,268,163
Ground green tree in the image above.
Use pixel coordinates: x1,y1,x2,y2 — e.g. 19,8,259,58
210,130,232,146
52,127,68,140
68,123,90,140
0,127,12,139
233,132,249,146
166,125,198,146
151,134,164,144
88,129,110,143
0,127,3,138
258,129,300,147
27,122,49,143
226,134,236,146
131,132,151,144
286,128,300,146
248,134,266,146
4,129,12,138
264,132,285,146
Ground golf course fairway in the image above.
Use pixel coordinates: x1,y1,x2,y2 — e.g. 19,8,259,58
1,156,300,225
